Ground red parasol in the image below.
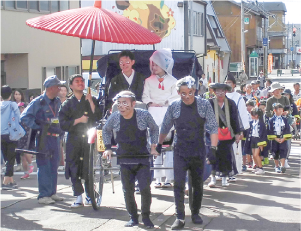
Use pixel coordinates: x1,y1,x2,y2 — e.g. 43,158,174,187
26,0,161,91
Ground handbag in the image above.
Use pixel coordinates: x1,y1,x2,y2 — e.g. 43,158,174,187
218,127,232,140
8,102,26,141
213,98,234,141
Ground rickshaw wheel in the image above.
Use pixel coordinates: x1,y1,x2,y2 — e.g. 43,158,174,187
88,143,103,210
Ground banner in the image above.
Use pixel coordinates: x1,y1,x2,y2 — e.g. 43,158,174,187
268,54,273,74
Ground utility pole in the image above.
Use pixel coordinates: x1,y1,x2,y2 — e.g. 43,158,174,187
184,1,188,50
263,16,268,77
241,1,245,73
189,0,193,50
291,24,294,68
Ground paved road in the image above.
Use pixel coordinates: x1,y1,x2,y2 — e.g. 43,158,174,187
1,142,300,231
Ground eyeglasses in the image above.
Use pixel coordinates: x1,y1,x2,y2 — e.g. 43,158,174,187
215,90,226,96
117,101,129,107
119,61,131,65
181,92,194,97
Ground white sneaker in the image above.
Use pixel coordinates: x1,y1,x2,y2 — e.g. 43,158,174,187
284,160,290,168
255,169,265,175
208,177,216,188
222,177,229,187
252,168,259,173
38,197,55,204
51,194,64,201
71,202,84,208
57,166,65,171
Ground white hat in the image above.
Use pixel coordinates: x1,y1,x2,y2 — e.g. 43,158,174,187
149,48,174,75
268,82,282,93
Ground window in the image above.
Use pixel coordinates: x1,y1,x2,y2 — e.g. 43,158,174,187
40,1,49,11
209,15,223,38
51,1,59,12
29,1,38,11
189,11,203,36
5,1,15,8
60,0,68,11
16,1,27,9
3,0,69,12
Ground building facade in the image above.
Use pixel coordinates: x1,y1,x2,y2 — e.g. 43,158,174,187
213,0,265,78
1,0,81,92
260,2,287,70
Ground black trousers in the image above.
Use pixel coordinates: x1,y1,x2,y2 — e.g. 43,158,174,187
120,164,152,220
174,154,204,220
65,133,90,197
1,135,17,177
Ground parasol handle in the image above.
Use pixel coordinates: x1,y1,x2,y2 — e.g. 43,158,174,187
94,0,102,8
88,40,96,95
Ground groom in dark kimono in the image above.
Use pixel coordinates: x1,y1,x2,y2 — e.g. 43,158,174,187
107,50,145,109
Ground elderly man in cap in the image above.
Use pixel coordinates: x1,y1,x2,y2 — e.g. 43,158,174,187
21,75,64,204
266,82,290,118
225,73,249,176
250,80,263,98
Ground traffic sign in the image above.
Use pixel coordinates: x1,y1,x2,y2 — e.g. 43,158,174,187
291,47,294,51
244,17,249,24
263,38,268,46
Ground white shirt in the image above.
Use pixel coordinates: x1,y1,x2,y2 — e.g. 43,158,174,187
251,120,259,137
122,70,135,86
274,116,285,135
226,91,250,130
142,74,179,106
293,91,301,102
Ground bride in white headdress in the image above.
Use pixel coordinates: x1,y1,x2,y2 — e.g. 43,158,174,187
142,49,179,188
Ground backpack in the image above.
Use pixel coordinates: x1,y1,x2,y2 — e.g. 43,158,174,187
8,103,25,141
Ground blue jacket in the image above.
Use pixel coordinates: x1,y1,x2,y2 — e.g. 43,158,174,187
244,118,267,154
21,93,63,135
1,101,20,135
267,116,291,140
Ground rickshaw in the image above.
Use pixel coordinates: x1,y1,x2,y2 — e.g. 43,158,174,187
86,50,210,210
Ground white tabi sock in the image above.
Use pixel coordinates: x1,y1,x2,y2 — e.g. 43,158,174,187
76,194,83,204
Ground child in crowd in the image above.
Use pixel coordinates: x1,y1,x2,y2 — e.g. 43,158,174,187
245,107,267,175
244,100,255,169
258,100,270,165
267,103,292,173
17,102,34,179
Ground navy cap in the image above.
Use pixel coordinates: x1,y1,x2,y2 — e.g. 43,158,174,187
210,83,232,92
282,89,292,95
44,75,62,88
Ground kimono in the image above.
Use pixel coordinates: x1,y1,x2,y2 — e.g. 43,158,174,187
59,94,101,196
209,97,240,177
142,73,180,181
